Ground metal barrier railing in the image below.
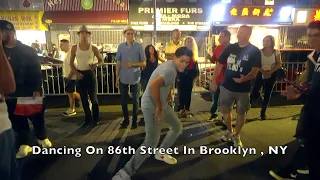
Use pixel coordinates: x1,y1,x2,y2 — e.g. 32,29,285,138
41,61,305,96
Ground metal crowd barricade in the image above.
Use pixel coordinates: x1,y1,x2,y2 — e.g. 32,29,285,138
41,61,306,96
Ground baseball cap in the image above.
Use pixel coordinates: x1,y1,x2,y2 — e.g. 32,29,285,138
0,20,15,32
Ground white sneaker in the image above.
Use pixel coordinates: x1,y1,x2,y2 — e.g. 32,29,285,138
16,145,32,159
112,169,131,180
155,152,177,164
38,138,52,148
232,135,243,147
62,108,76,116
221,130,233,142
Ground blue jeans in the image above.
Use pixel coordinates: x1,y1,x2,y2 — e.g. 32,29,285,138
120,82,140,122
0,129,18,180
123,104,182,175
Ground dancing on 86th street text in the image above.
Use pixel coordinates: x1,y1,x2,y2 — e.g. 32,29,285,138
32,145,288,157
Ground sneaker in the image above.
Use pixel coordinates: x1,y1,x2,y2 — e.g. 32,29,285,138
207,114,218,122
297,167,309,175
269,168,297,180
221,130,232,142
155,152,177,164
62,108,76,116
16,145,32,159
231,135,243,147
38,138,52,148
131,121,138,129
112,169,131,180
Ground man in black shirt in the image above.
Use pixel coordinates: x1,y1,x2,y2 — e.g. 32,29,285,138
212,25,261,147
0,20,52,159
302,21,320,180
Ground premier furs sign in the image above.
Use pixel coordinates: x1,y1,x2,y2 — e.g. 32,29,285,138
129,2,210,28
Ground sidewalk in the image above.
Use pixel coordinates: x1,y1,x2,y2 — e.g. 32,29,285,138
22,93,302,180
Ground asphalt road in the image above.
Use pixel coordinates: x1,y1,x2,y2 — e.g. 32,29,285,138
18,93,304,180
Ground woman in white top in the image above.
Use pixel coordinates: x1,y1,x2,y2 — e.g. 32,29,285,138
251,35,282,120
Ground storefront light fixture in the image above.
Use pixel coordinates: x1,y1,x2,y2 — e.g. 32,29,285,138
221,0,231,3
296,10,307,23
280,7,292,20
212,4,226,21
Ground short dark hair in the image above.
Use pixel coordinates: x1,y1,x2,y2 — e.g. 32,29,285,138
220,30,231,38
175,46,193,58
308,21,320,30
60,39,69,43
0,20,15,32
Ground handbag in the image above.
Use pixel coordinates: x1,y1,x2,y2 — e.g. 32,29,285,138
271,50,287,80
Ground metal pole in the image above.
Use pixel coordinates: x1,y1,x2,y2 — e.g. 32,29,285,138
153,0,157,46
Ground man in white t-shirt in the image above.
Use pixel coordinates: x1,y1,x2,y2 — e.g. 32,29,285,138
60,39,83,116
0,29,17,180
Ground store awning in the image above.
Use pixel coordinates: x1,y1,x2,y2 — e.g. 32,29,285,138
43,11,128,24
0,11,48,31
43,0,128,11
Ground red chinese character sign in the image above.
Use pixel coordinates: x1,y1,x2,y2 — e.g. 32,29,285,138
314,9,320,21
229,7,274,17
214,6,293,25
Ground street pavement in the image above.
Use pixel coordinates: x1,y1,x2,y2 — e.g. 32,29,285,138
20,93,303,180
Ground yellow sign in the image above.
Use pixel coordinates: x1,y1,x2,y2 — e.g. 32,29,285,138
111,19,128,24
241,8,249,16
252,8,261,16
314,10,320,21
45,19,52,24
0,11,48,31
263,8,274,17
230,7,274,17
230,8,238,16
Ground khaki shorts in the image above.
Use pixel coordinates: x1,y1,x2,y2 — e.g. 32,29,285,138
219,86,250,115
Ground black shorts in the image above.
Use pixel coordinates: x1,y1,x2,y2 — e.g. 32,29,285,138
65,79,76,93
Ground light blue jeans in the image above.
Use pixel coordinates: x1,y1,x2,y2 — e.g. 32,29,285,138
123,103,182,175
